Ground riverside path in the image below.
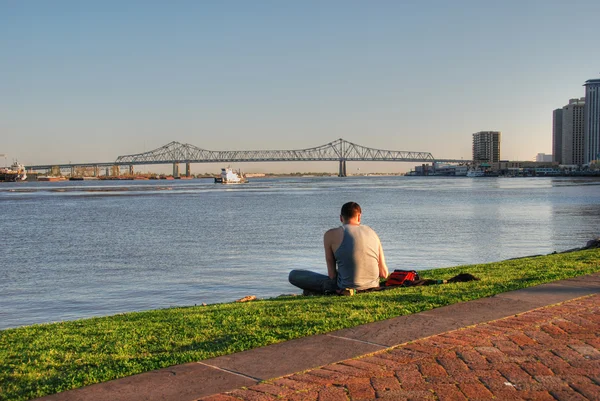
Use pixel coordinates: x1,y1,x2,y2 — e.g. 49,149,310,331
39,273,600,401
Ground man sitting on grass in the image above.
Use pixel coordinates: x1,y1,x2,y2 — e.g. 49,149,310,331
289,201,389,295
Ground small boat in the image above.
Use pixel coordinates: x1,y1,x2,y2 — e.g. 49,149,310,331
215,167,247,184
466,168,485,177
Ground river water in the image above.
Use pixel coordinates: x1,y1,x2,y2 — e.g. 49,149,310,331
1,176,599,330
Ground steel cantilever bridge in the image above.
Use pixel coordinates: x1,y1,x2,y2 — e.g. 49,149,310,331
27,138,468,177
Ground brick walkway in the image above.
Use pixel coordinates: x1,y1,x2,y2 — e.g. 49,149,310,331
201,294,600,401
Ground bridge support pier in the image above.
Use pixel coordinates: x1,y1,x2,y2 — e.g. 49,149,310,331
338,160,347,177
93,166,99,177
173,163,180,178
128,165,134,176
185,162,191,177
70,166,75,177
111,165,120,177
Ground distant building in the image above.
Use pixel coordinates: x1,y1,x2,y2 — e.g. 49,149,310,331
584,78,600,164
536,153,553,162
493,160,560,176
561,98,585,166
472,131,501,164
552,108,563,163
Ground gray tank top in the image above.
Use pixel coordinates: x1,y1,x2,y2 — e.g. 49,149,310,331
334,224,380,290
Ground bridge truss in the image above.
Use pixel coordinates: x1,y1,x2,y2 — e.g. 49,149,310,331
116,138,437,164
114,138,444,176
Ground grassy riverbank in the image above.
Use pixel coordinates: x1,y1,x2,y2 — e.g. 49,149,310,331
1,249,600,401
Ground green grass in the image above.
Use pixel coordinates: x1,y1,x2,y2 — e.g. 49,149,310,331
1,249,599,401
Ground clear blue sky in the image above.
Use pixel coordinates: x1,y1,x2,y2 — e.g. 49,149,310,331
1,0,599,172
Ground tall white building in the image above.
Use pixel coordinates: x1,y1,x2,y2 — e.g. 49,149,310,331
561,98,585,166
472,131,501,164
584,78,600,163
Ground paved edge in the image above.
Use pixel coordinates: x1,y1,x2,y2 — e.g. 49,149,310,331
37,272,600,401
203,292,600,401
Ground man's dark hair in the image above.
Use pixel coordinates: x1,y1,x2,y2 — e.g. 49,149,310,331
340,202,361,220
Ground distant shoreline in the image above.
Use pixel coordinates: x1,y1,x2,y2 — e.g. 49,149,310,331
5,172,600,183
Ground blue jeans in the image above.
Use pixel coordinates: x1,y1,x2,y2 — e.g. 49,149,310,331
288,269,338,294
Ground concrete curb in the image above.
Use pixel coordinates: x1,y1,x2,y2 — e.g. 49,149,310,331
37,273,600,401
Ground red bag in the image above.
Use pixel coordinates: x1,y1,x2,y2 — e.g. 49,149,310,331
385,270,419,286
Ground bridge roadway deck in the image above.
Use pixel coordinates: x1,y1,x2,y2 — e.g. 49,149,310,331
25,159,469,171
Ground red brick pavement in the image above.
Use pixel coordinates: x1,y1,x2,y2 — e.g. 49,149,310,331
200,294,600,401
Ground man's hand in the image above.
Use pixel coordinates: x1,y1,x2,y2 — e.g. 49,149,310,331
378,242,389,278
324,228,339,279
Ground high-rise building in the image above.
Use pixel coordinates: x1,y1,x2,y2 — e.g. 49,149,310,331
584,78,600,164
552,108,563,163
561,98,585,166
472,131,501,164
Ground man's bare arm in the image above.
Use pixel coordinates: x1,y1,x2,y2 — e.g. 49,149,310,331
378,242,389,278
324,230,337,279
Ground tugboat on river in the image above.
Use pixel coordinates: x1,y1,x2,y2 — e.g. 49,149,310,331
214,167,247,184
